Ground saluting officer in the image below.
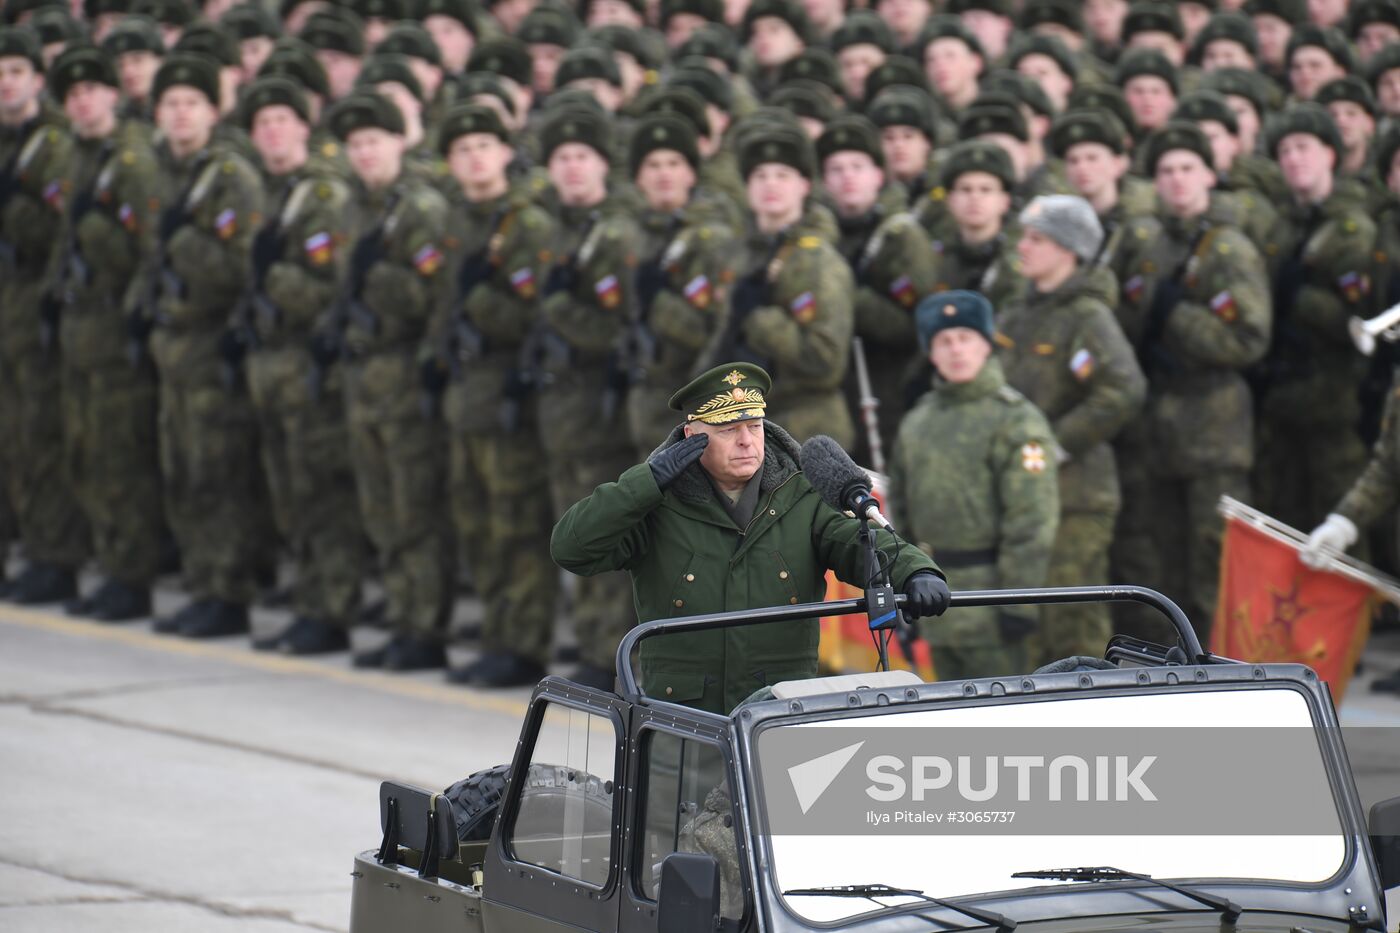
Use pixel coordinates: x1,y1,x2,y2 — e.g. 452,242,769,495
997,195,1147,666
427,104,560,688
50,44,165,621
891,292,1060,681
552,362,948,714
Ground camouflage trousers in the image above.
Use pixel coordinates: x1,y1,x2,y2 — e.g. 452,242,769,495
542,442,636,671
61,361,164,585
248,347,367,625
445,412,558,665
153,349,272,605
0,284,90,567
1025,510,1115,669
344,353,452,636
1117,468,1248,647
1255,416,1369,540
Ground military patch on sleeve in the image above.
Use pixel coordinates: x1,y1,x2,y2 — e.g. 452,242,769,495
1338,271,1371,303
1209,290,1238,322
789,290,816,323
683,274,712,309
888,274,916,308
215,207,237,239
594,273,621,308
1021,442,1047,473
118,203,137,233
1069,347,1094,380
304,231,333,265
412,243,443,275
509,266,536,298
1123,274,1145,303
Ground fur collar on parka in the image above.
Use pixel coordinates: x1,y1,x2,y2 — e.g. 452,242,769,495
646,421,804,507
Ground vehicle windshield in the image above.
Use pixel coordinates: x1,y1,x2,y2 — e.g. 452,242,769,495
752,687,1348,924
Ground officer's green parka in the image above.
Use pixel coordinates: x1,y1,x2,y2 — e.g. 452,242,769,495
550,421,940,714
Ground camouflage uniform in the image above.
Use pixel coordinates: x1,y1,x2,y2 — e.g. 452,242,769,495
338,172,453,638
714,214,856,447
1117,191,1271,638
147,139,272,607
534,189,642,671
1256,177,1376,533
57,118,165,592
436,186,559,668
1336,373,1400,538
0,103,91,581
890,356,1060,680
627,190,743,457
998,270,1147,666
245,159,368,630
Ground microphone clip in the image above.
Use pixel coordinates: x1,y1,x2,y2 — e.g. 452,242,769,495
865,581,901,631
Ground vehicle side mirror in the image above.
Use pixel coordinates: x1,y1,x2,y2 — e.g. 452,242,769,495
658,852,720,933
1370,796,1400,890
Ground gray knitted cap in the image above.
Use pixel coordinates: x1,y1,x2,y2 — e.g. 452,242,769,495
1018,195,1103,263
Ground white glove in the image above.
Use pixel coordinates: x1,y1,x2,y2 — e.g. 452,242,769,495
1301,514,1358,569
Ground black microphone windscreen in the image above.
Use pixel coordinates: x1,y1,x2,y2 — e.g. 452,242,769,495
799,434,870,511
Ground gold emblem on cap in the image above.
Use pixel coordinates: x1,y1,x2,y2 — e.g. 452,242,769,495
722,369,747,386
943,304,956,316
731,387,747,401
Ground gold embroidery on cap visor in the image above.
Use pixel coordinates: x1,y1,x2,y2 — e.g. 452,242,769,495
687,386,768,423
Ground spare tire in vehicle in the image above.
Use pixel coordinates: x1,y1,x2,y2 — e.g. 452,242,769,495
444,764,512,842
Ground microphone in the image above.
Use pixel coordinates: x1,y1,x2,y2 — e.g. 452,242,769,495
799,435,895,532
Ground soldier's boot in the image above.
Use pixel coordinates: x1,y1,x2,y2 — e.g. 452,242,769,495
566,664,615,692
447,650,545,687
178,598,250,639
278,616,350,656
10,562,78,605
154,598,210,634
1371,668,1400,695
65,593,97,617
352,641,390,668
382,633,446,671
88,579,152,622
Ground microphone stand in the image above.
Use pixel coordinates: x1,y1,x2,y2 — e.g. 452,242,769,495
860,515,901,672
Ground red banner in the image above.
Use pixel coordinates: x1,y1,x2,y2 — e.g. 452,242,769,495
1211,516,1374,702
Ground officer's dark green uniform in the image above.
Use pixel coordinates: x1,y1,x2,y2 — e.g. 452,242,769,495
532,106,644,680
144,54,272,635
50,46,164,620
551,362,942,714
715,126,857,447
429,105,559,684
625,114,744,457
0,30,90,604
327,92,453,666
241,78,367,650
891,293,1060,681
1117,124,1272,639
816,115,938,446
1256,105,1377,534
998,196,1148,667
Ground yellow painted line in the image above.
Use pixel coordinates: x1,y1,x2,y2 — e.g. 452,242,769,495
0,604,531,717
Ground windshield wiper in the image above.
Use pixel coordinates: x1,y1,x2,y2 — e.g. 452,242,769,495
784,883,1016,932
1010,866,1241,924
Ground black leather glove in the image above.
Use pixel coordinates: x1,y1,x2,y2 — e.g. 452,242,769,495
635,260,668,311
308,329,342,369
997,612,1037,643
218,328,248,368
902,571,951,619
728,272,766,318
456,251,493,296
648,433,708,491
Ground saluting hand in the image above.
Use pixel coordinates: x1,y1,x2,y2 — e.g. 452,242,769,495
649,433,708,491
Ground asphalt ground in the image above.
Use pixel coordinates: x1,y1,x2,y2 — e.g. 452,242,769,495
2,584,1399,932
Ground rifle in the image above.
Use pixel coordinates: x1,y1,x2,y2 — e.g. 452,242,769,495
131,151,210,364
1136,225,1210,380
618,219,677,394
309,203,392,398
710,236,780,370
444,205,507,379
